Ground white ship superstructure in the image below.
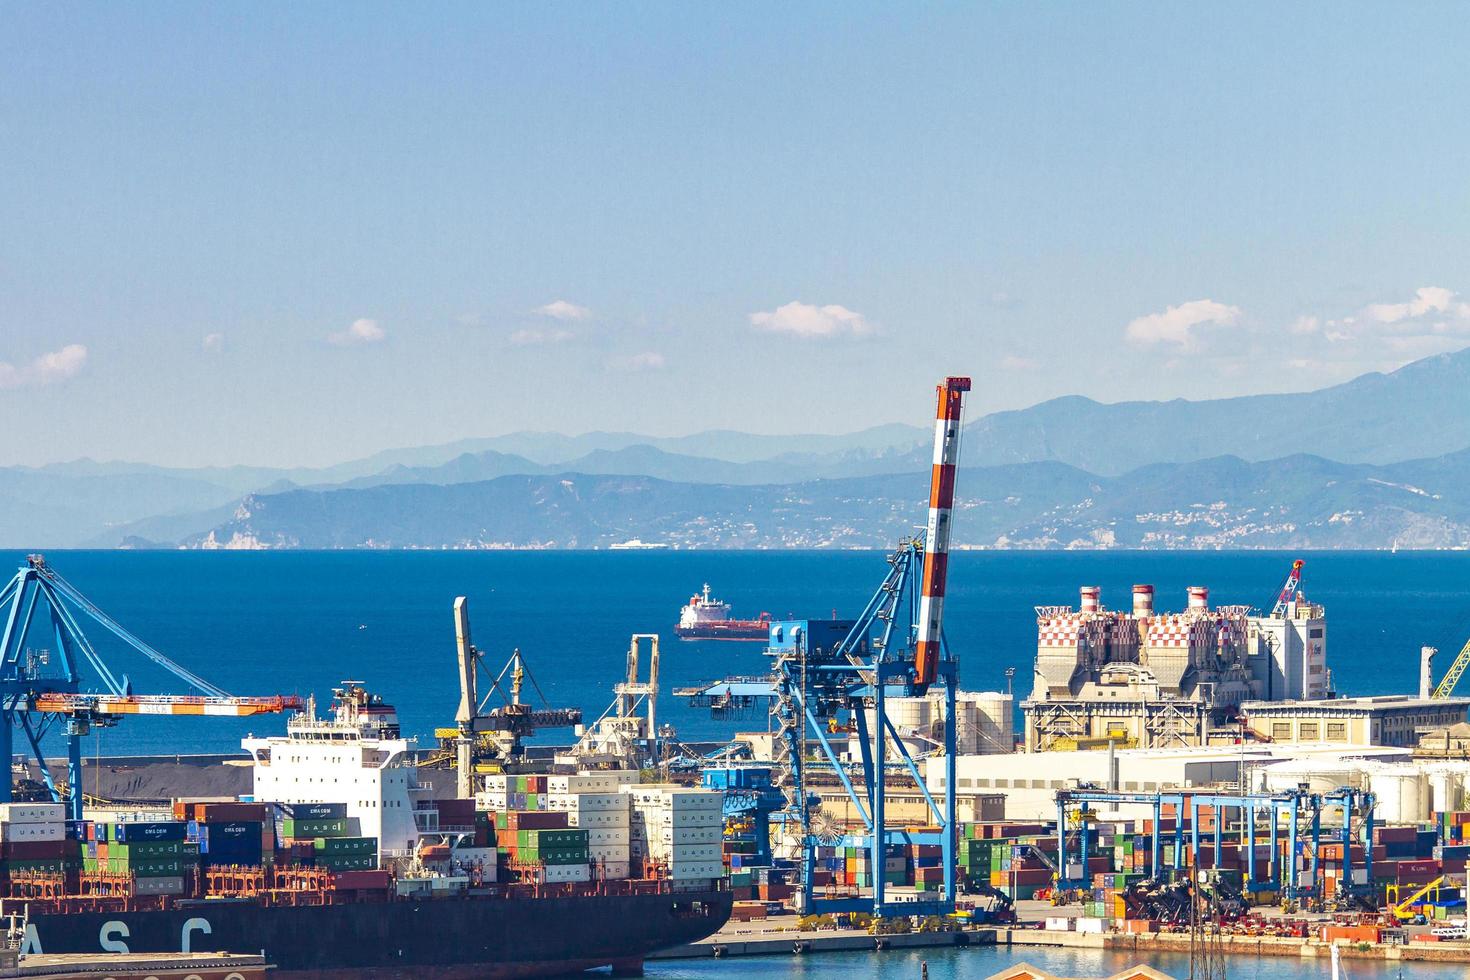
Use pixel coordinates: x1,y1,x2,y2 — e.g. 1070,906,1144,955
243,681,426,854
679,584,732,629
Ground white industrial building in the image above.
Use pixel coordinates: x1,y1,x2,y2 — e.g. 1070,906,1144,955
1022,583,1329,751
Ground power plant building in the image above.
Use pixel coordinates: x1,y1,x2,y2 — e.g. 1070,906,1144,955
1022,584,1329,751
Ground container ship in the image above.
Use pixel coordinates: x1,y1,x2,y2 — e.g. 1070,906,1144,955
0,683,731,979
675,584,771,641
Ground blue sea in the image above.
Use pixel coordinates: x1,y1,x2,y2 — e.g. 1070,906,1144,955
4,550,1470,758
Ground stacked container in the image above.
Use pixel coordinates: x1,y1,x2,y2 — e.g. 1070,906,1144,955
548,785,631,879
622,784,723,881
494,810,590,883
2,803,76,886
85,819,190,895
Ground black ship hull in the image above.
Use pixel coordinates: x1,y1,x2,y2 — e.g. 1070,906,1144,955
17,889,732,978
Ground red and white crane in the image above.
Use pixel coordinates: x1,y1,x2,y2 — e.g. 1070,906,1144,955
914,376,971,692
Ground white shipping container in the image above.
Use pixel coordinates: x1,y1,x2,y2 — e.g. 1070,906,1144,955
593,860,631,879
528,863,592,884
668,860,725,880
476,792,508,810
548,775,621,795
585,827,630,846
0,803,65,824
621,786,722,811
565,810,630,829
667,843,721,863
548,792,628,813
589,844,630,862
642,825,722,846
0,822,65,843
632,810,723,829
450,846,497,865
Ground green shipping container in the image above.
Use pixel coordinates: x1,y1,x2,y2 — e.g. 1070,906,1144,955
108,840,183,859
314,836,378,855
282,818,348,839
317,854,376,871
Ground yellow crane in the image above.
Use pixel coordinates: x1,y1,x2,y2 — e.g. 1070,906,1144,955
1431,638,1470,699
1386,875,1445,920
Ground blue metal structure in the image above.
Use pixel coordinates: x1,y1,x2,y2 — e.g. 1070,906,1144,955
1054,787,1375,901
773,539,959,919
0,555,232,819
702,764,786,867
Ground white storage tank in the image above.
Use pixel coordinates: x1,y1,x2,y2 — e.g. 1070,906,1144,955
970,692,1015,755
1262,758,1366,796
1368,764,1428,825
1426,765,1468,814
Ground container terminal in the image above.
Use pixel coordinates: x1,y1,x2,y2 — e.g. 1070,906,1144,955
1,377,1470,977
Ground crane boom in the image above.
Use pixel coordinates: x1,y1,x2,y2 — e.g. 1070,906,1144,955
1432,637,1470,699
914,376,970,692
1269,559,1305,618
33,693,303,717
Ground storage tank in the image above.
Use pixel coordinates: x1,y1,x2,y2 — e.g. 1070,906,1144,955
1368,764,1427,824
969,692,1015,755
857,698,931,761
1426,764,1468,814
1262,758,1366,795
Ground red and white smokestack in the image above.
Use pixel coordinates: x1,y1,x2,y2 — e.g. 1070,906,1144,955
1132,584,1154,617
1080,586,1101,614
1188,586,1209,611
914,376,971,690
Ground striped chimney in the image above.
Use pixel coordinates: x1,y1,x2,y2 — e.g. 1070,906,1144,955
914,376,971,689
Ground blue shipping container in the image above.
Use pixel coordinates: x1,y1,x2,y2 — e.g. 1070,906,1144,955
114,822,186,843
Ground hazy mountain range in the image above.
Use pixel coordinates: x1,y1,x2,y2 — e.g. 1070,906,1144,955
7,347,1470,550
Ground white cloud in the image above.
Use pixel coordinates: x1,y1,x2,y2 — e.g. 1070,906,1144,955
608,351,667,371
1124,299,1242,347
1364,286,1468,324
1289,315,1320,335
749,301,874,338
1000,355,1038,371
0,344,88,389
534,300,592,321
328,318,386,345
509,327,574,346
202,332,225,352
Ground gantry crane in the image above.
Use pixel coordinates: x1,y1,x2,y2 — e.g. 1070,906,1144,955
0,554,303,818
776,376,971,919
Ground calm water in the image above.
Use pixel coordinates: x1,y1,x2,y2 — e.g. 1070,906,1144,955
3,550,1470,757
648,943,1458,979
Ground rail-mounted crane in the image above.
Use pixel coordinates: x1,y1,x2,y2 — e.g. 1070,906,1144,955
0,554,303,818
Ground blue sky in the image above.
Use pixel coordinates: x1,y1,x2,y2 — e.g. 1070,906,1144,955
3,3,1469,467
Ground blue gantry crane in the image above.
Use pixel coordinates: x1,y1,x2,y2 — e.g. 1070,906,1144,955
772,538,961,918
0,554,302,819
1053,787,1376,902
702,765,786,867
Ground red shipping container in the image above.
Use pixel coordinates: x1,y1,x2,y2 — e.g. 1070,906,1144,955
2,840,71,860
330,869,391,890
194,802,269,822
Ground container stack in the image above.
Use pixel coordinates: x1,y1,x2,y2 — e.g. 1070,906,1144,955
180,801,274,869
84,819,191,896
271,803,378,871
547,774,632,879
478,775,551,812
2,803,76,889
623,784,723,881
494,810,590,883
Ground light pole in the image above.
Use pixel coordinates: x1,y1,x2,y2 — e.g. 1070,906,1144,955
1004,667,1015,699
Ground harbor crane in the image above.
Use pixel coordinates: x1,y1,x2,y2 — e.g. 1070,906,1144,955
776,376,971,920
0,554,303,819
442,596,583,796
1268,559,1305,618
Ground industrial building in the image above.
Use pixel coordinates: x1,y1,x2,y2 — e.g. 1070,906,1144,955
1022,576,1328,751
1240,694,1470,748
